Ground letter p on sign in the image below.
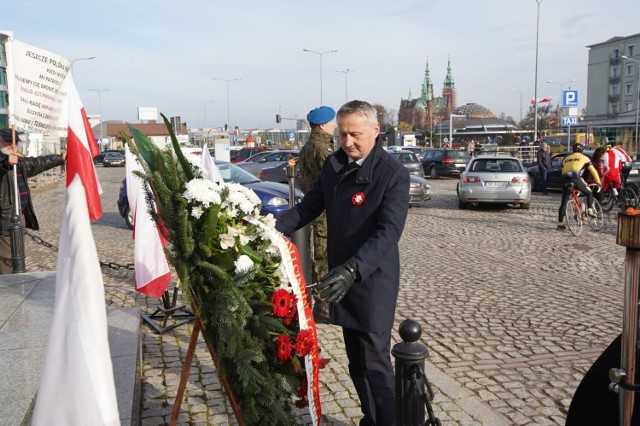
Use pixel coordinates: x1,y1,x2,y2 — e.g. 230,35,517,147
563,90,578,107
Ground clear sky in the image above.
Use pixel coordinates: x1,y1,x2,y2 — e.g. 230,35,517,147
3,0,639,130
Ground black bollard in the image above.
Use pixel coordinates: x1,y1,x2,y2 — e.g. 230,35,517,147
8,213,25,273
392,319,429,426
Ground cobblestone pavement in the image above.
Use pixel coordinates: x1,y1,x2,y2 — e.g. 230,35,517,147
23,168,626,425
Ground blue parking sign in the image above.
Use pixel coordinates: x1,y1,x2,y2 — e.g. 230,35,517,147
563,90,578,107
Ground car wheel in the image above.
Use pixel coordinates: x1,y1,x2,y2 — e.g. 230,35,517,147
124,206,134,230
429,166,439,179
458,198,468,209
521,202,531,210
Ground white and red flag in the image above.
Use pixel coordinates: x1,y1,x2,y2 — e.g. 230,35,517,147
32,175,120,426
65,75,103,221
530,97,553,105
125,147,172,297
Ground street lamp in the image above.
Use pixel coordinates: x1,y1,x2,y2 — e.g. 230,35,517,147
89,88,108,147
622,55,640,160
70,56,95,73
533,0,543,142
546,79,576,129
303,48,338,105
195,100,214,129
510,89,523,123
336,69,354,102
213,77,241,131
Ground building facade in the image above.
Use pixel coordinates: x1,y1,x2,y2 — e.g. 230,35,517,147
0,32,10,129
398,59,456,132
584,32,640,152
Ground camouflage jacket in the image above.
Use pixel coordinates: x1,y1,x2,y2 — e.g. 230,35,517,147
299,129,334,192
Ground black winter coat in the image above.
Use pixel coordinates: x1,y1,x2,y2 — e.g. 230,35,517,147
0,154,65,233
276,141,410,332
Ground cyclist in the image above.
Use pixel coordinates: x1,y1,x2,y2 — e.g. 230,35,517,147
557,143,602,230
602,142,631,202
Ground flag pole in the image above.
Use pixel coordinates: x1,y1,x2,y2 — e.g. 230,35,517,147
8,125,25,273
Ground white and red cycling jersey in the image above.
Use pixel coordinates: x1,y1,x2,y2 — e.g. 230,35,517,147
603,146,631,189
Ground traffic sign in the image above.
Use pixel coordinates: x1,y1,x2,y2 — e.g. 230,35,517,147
561,116,578,126
563,90,578,107
289,132,295,141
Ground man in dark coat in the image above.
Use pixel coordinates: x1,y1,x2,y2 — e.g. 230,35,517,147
0,128,66,273
537,141,552,195
277,100,410,425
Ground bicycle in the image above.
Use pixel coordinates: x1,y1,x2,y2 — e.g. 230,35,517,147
564,183,604,236
599,165,639,212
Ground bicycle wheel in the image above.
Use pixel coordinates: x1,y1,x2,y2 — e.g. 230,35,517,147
565,199,582,236
621,187,639,209
586,199,605,231
600,187,614,213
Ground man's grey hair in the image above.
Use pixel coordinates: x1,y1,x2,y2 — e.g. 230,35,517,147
337,100,378,126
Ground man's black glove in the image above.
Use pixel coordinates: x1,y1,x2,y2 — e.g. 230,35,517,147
317,261,359,303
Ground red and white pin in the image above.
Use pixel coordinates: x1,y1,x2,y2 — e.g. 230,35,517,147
352,192,365,206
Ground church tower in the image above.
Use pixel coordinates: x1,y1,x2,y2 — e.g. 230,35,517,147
442,58,456,111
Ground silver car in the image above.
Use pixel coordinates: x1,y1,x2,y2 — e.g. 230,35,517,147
457,154,531,209
236,150,299,178
409,175,431,206
389,151,425,178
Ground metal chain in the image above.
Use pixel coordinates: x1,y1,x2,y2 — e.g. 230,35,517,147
409,365,442,426
24,230,135,271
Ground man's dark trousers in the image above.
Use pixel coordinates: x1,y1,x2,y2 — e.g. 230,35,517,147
343,328,395,425
540,168,549,194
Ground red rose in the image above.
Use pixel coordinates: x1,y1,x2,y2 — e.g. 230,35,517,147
284,293,298,325
271,288,291,318
276,334,293,362
294,328,315,357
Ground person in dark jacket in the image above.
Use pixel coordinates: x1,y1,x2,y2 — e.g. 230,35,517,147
0,128,66,273
537,142,552,195
276,100,410,425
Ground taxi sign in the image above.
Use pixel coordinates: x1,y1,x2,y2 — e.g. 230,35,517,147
561,116,578,126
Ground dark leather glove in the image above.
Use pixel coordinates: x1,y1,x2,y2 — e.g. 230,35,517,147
317,262,359,303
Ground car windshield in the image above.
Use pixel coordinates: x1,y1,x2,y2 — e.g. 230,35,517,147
104,153,123,158
215,161,261,184
470,159,522,172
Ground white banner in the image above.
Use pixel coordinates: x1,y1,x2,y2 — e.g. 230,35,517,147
8,39,71,136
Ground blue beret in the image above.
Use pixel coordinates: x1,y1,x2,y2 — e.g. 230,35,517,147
307,106,336,125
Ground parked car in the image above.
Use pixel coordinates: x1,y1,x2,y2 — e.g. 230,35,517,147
259,158,301,188
527,150,594,192
457,154,531,209
93,149,125,165
230,147,268,163
236,150,299,178
388,151,425,178
103,152,126,167
419,148,470,179
409,175,431,206
118,161,303,229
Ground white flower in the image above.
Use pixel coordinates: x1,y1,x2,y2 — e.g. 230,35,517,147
262,214,276,229
184,179,222,207
191,206,204,219
238,233,254,246
220,233,235,250
234,255,254,273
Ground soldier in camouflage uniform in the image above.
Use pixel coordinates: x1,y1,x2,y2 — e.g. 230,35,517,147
300,106,336,323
